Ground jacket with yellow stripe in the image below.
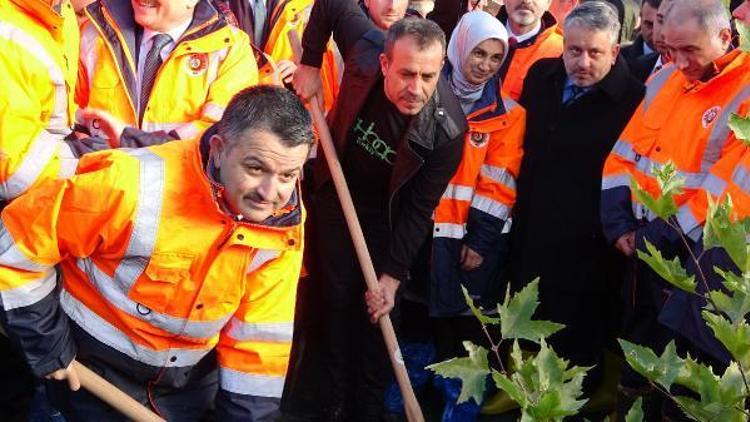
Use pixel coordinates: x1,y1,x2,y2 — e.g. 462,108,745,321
431,69,525,317
0,0,79,201
0,129,304,414
601,50,750,251
77,0,258,143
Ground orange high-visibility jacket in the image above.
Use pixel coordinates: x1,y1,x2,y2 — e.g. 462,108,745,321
433,86,525,240
0,0,79,201
0,137,304,404
601,50,750,242
500,11,563,101
250,0,342,112
76,0,258,142
431,78,525,316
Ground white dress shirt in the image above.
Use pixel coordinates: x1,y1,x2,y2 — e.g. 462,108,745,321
506,20,542,44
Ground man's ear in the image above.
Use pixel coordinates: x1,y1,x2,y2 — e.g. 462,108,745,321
209,134,226,168
719,27,733,50
379,52,389,76
612,44,621,63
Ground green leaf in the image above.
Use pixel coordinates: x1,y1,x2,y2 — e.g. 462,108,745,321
708,287,750,326
703,195,749,273
702,310,750,369
426,341,490,404
630,162,683,220
498,278,565,343
461,285,500,325
737,21,750,53
619,340,683,389
624,397,644,422
728,113,750,146
636,240,696,293
491,369,527,407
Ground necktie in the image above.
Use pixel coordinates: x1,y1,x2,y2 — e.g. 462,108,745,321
254,0,266,47
140,33,172,123
508,37,518,49
564,85,585,105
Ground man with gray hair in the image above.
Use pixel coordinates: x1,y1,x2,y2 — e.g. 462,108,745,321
509,0,644,401
601,0,749,417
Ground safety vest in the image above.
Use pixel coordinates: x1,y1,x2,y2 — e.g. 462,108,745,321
502,24,563,101
433,83,526,239
0,138,304,397
77,0,258,142
253,0,342,112
0,0,79,201
601,50,750,240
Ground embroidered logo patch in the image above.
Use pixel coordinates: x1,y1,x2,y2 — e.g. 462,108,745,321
469,132,489,148
702,106,721,128
185,53,208,76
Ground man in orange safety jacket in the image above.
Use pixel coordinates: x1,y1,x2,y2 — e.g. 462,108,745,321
76,0,258,147
494,0,564,101
0,86,312,420
600,0,749,411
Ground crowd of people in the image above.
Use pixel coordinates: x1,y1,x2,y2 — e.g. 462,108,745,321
0,0,749,421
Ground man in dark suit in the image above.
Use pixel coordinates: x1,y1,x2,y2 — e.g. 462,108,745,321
621,0,660,60
509,1,645,396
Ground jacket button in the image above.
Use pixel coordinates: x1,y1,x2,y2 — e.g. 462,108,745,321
136,303,151,315
287,239,296,246
186,46,192,51
655,146,662,152
237,234,245,240
224,38,230,43
196,304,203,310
170,356,177,362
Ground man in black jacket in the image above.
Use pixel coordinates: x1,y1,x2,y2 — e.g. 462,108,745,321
509,2,645,397
294,13,466,420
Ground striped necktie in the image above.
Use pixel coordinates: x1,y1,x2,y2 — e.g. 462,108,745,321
140,33,172,123
254,0,266,47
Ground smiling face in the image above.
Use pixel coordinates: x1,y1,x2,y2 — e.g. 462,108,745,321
380,36,444,115
461,38,506,85
563,24,618,87
131,0,197,32
210,129,309,223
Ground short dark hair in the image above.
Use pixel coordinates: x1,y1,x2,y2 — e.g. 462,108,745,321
643,0,662,9
217,85,314,148
384,17,446,59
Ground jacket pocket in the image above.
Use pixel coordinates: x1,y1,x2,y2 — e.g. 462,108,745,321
130,252,195,314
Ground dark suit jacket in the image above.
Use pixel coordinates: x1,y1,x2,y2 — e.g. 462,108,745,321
508,57,645,356
621,34,647,63
626,51,659,82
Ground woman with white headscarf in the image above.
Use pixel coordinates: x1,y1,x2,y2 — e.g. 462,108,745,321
430,10,527,420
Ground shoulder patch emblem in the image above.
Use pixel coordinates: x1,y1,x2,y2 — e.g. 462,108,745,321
185,53,208,76
469,132,489,148
702,106,721,128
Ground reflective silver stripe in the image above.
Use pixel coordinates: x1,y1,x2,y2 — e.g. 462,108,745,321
611,140,705,188
643,65,677,112
224,319,293,343
0,220,51,272
141,122,201,140
471,195,510,220
247,249,281,273
502,96,519,113
480,165,516,191
175,123,201,140
732,165,750,194
675,205,702,241
433,222,465,239
205,49,229,88
61,290,211,367
220,367,285,398
202,103,225,122
702,85,750,173
0,269,56,310
442,184,474,201
0,131,62,200
703,173,727,197
601,174,631,190
77,258,230,339
57,142,78,179
114,149,164,292
0,22,68,132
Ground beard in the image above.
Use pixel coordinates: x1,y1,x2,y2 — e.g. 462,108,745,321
509,9,538,26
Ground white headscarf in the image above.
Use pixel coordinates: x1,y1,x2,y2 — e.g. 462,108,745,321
447,11,510,113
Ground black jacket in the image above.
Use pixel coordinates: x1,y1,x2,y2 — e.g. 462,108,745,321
620,34,648,63
303,11,466,280
627,52,660,83
509,57,644,324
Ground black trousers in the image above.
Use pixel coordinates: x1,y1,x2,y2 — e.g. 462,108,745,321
312,183,396,421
